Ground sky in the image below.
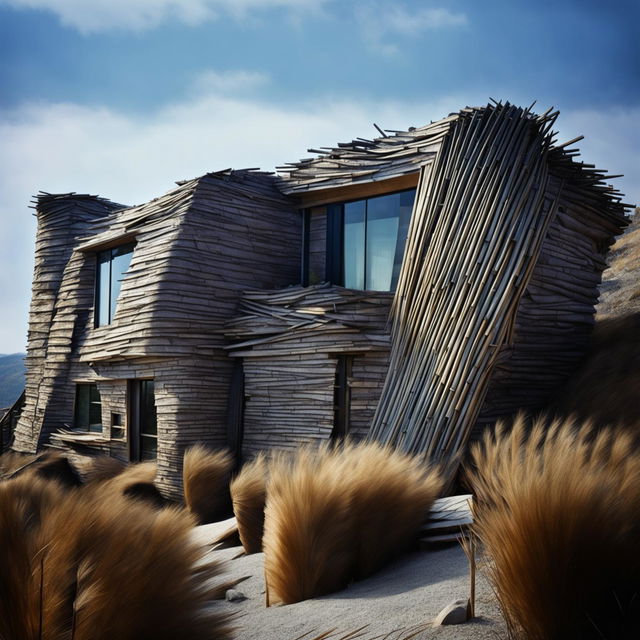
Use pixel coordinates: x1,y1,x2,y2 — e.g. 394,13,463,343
0,0,638,353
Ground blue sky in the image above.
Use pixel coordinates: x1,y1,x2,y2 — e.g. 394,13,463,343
1,0,638,352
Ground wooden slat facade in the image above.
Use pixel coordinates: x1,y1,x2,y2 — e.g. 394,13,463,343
12,102,630,496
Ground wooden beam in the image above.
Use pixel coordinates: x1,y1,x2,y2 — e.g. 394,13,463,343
294,174,419,209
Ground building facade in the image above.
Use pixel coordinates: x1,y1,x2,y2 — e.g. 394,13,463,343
12,103,630,497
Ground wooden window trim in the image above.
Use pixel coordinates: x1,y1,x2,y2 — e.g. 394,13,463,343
294,173,419,209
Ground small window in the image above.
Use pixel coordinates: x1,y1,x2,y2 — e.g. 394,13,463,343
74,383,102,433
95,243,134,327
111,413,124,440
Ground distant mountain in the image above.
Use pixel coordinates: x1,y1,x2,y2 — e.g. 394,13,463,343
0,353,26,409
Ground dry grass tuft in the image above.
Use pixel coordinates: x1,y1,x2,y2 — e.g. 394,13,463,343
264,447,355,605
468,415,640,639
75,455,127,484
345,441,442,579
183,446,233,524
91,461,169,508
230,453,268,553
30,452,83,488
263,442,442,605
0,450,37,476
0,474,233,640
0,475,63,640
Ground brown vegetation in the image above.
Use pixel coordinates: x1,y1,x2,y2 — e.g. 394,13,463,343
345,442,442,579
263,442,442,605
549,210,640,430
230,453,268,553
468,415,640,639
550,313,640,431
596,209,640,319
0,473,233,640
75,454,127,483
93,460,168,508
183,445,233,524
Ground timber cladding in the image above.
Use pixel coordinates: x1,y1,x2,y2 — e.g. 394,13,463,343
224,284,392,459
12,101,631,496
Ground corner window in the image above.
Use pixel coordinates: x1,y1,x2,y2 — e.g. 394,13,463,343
325,189,415,291
74,383,102,433
95,243,134,327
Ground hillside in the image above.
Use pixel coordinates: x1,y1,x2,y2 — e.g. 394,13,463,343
0,353,25,409
549,208,640,428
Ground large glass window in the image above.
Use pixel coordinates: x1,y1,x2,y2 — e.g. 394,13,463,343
325,189,415,291
74,383,102,433
95,244,134,327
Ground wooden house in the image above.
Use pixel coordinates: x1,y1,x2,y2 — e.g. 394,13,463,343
12,103,630,497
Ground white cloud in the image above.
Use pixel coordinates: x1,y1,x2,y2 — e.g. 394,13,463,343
0,0,329,32
190,69,270,96
356,2,468,56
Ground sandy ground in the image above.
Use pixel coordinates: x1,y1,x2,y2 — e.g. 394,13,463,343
193,526,506,640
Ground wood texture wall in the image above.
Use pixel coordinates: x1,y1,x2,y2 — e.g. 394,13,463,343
16,171,301,500
225,284,391,459
13,194,122,453
365,104,629,483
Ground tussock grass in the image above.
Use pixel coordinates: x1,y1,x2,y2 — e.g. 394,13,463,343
183,446,233,524
468,415,640,639
345,442,442,579
0,450,37,476
263,442,442,605
29,451,82,488
76,454,127,483
0,474,232,640
0,475,62,640
92,461,168,508
230,453,268,553
264,447,355,605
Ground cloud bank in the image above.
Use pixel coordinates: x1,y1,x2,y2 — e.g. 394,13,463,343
0,0,329,32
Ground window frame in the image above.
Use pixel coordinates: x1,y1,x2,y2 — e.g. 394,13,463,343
322,187,416,291
94,242,135,328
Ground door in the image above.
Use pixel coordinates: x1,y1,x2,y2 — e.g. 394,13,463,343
129,380,157,461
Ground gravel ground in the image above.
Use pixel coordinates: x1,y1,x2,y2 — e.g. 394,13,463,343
194,529,507,640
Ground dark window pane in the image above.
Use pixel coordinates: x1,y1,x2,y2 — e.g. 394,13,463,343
337,188,416,292
75,384,90,429
88,383,102,432
140,380,157,436
74,383,102,433
343,200,365,289
140,434,157,461
95,243,134,326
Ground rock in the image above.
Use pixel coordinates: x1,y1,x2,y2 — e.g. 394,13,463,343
433,599,470,626
225,589,247,602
